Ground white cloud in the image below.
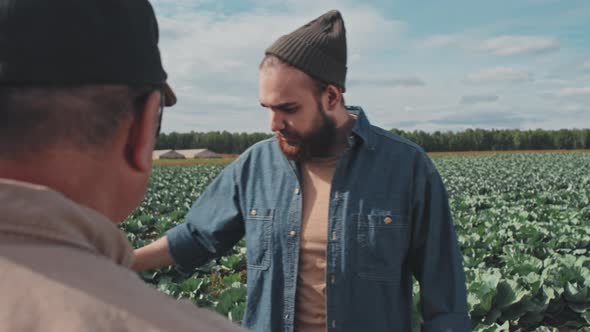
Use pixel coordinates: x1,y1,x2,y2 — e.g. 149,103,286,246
431,110,527,128
465,67,532,83
403,106,414,113
559,104,588,113
534,78,570,86
539,87,590,102
177,92,254,111
147,1,585,133
477,35,560,56
543,58,590,81
556,87,590,97
460,94,500,105
348,76,425,87
416,34,463,49
152,1,405,133
157,2,404,80
416,34,561,59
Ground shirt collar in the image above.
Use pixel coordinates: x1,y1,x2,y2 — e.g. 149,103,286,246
346,105,375,150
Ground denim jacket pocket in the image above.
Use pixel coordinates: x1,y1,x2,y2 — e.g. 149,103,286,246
355,213,410,283
245,207,273,270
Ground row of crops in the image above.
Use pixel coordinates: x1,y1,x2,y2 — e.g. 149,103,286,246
121,152,590,331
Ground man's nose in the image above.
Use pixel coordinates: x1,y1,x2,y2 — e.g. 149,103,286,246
270,111,285,132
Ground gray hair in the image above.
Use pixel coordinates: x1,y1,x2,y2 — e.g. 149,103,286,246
0,85,155,160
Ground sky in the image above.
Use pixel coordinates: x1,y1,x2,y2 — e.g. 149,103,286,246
151,0,590,134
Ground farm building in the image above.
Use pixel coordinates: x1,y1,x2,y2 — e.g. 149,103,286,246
152,149,220,160
176,149,220,159
153,149,173,160
153,150,184,159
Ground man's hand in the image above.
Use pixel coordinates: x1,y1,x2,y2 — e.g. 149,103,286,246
132,236,175,272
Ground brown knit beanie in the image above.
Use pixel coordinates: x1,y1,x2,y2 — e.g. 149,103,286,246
265,10,347,92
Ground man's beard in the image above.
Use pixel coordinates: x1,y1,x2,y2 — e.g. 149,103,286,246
276,101,338,161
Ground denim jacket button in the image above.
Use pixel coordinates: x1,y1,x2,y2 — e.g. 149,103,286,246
384,216,393,224
294,187,300,195
289,230,296,237
250,209,257,216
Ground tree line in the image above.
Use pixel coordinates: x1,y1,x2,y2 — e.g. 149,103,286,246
156,129,590,154
390,128,590,152
156,131,273,154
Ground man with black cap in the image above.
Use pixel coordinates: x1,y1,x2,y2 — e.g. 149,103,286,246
134,10,470,332
0,0,243,331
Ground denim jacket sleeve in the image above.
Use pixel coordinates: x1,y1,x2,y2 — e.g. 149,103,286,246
166,162,245,275
410,154,472,331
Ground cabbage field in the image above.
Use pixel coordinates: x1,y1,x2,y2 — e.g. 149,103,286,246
122,152,590,331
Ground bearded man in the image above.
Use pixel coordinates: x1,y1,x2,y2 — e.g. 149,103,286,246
134,10,470,332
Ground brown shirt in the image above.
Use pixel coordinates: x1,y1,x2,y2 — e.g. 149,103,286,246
0,179,243,332
295,157,338,332
294,115,357,332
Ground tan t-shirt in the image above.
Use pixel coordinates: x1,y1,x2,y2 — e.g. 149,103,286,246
294,115,357,332
295,156,338,332
0,179,243,332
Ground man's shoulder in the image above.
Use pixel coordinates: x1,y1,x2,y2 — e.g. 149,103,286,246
0,245,243,332
367,125,437,174
242,137,277,155
230,136,281,166
370,125,426,155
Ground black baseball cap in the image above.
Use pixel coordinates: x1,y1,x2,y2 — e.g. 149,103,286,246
0,0,176,106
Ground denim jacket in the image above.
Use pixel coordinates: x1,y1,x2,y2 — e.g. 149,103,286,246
167,107,471,332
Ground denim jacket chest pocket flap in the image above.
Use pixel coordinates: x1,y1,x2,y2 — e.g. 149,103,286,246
354,213,411,283
245,207,274,270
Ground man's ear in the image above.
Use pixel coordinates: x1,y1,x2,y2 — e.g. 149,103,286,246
125,90,161,172
325,85,342,111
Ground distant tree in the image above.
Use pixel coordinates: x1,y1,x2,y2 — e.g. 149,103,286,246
155,128,588,154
